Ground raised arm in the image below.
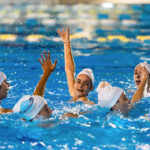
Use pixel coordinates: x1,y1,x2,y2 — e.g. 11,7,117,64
131,67,149,104
33,51,57,97
57,27,75,97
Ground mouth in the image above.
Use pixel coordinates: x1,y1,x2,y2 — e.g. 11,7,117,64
77,89,84,93
136,80,141,85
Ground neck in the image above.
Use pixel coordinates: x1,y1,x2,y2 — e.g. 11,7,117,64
74,96,88,102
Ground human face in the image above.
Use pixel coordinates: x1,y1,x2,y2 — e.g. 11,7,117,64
134,65,150,88
0,79,10,100
36,104,52,119
115,92,130,115
74,74,93,99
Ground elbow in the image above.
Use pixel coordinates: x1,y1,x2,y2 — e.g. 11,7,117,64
65,67,75,74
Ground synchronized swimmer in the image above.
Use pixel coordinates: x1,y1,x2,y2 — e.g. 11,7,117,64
97,65,148,115
0,27,150,121
57,27,95,105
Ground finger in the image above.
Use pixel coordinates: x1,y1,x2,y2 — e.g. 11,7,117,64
53,60,58,69
41,53,45,63
38,59,43,66
66,27,69,33
48,51,52,64
62,28,65,33
48,51,51,61
44,51,48,60
57,29,63,36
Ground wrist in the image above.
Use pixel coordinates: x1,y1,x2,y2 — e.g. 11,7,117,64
43,71,52,76
64,41,70,44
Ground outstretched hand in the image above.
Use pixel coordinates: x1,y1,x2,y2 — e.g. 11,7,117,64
57,27,70,43
39,51,57,75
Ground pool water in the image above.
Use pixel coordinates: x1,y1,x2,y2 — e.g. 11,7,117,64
0,3,150,150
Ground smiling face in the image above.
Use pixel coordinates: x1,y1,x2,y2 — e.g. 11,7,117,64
36,104,52,119
112,92,130,115
74,74,93,99
0,79,10,100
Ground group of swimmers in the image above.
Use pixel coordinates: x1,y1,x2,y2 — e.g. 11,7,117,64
0,27,150,121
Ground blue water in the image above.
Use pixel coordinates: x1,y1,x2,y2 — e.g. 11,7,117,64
0,3,150,150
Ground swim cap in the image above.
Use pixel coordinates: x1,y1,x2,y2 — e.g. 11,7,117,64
13,95,47,121
139,62,150,73
77,68,94,86
98,85,123,109
0,72,6,85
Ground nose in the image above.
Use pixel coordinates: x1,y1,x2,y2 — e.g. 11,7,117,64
137,74,140,79
6,82,10,87
5,84,9,91
79,83,84,88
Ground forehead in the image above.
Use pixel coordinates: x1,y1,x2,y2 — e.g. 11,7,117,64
77,74,91,82
135,65,142,71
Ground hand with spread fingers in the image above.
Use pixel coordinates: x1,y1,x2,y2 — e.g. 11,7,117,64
39,51,57,75
33,51,57,96
57,27,70,43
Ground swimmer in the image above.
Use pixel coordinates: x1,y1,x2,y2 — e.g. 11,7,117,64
0,72,12,114
134,62,150,96
13,51,57,121
57,27,95,105
97,66,149,115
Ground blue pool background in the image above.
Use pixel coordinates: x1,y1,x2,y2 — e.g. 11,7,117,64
0,3,150,150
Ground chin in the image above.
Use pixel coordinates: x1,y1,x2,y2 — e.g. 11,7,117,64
76,93,84,98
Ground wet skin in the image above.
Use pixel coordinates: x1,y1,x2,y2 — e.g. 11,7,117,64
74,74,93,99
113,92,130,115
134,65,150,88
0,79,10,100
35,104,52,119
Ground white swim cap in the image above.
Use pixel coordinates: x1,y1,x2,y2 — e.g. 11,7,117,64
139,62,150,73
0,72,6,85
13,95,47,121
98,85,123,109
77,68,94,86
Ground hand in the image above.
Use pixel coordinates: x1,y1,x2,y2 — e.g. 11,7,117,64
57,27,70,43
39,51,57,75
61,112,79,119
141,67,149,82
97,81,110,91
